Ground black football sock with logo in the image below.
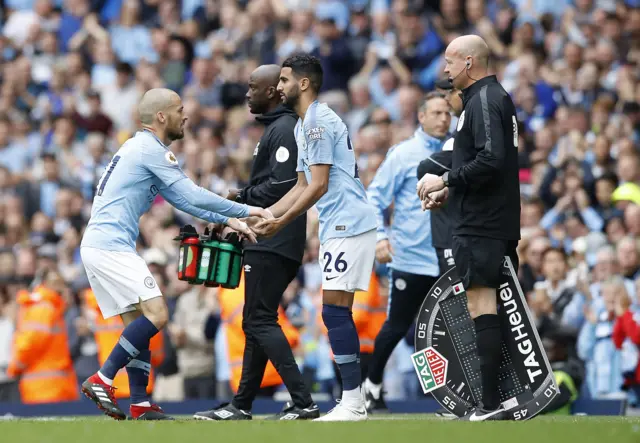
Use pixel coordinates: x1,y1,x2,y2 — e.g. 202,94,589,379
474,314,502,410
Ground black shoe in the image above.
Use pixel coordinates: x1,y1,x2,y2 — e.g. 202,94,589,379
130,404,174,420
81,374,126,420
363,382,389,414
459,406,508,421
193,403,252,421
268,402,320,420
435,408,457,419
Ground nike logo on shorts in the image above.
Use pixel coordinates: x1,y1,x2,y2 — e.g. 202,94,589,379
325,276,339,281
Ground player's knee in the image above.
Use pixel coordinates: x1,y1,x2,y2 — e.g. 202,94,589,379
140,296,169,330
466,286,497,319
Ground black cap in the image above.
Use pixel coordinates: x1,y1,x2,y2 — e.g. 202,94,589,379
435,78,454,90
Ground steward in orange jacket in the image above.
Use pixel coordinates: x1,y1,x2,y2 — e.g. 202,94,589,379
218,273,300,393
8,273,79,404
82,289,164,398
353,273,386,355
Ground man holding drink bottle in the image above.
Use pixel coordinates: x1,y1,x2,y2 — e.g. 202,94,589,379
80,88,271,420
194,65,319,421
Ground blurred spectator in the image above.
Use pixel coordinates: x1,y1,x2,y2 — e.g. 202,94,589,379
578,277,633,398
168,285,216,399
0,288,18,402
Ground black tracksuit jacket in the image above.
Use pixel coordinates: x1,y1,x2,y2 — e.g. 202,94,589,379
446,75,521,240
237,105,306,263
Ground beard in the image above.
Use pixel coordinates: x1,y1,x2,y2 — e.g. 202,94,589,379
283,85,300,107
167,127,185,141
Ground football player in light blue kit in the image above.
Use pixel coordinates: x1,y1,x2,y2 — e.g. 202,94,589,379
80,88,270,421
253,55,377,421
363,91,450,413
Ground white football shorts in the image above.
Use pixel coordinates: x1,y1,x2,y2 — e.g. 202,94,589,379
319,229,376,292
81,247,163,318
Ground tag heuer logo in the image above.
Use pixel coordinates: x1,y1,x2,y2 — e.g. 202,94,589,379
411,347,448,394
453,283,464,295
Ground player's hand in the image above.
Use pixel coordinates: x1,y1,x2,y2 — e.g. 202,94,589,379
225,218,257,243
248,206,274,220
226,188,240,201
242,216,262,228
375,239,394,264
252,217,283,239
417,173,446,201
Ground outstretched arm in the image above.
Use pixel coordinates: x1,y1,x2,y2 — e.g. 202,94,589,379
253,167,325,238
266,172,308,218
160,185,229,224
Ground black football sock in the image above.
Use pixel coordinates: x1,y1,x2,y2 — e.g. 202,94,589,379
474,314,502,410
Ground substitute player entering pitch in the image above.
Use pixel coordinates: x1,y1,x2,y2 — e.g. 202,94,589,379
418,35,521,421
252,55,377,421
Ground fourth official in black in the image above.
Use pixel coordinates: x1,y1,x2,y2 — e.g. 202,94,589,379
194,65,318,421
418,35,521,421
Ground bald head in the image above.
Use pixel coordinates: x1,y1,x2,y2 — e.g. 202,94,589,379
251,64,281,88
444,35,490,89
246,64,284,114
448,35,490,67
138,88,181,125
138,88,186,143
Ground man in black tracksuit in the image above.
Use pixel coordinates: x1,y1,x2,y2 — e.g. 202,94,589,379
417,81,462,275
194,65,318,421
418,35,520,421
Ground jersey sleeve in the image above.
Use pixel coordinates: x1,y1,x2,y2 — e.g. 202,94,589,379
303,108,334,166
367,147,405,242
140,142,187,187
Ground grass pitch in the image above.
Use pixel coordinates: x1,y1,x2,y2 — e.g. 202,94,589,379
1,415,639,443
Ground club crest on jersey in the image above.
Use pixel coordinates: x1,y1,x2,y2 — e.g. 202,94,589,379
165,151,178,165
411,347,448,394
456,111,465,131
306,127,324,141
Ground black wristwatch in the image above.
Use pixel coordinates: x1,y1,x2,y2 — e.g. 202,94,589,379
235,189,245,204
441,172,450,187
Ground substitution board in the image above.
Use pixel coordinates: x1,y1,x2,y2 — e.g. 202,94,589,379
412,256,559,420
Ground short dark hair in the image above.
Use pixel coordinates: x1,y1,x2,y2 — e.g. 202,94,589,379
542,247,567,263
597,172,619,187
419,91,447,112
282,54,323,93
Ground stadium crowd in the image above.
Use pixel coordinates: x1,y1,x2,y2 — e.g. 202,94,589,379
0,0,639,409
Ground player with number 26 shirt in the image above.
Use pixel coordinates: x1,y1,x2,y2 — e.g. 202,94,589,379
252,55,376,421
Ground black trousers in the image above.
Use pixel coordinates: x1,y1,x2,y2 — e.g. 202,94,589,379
367,270,439,385
232,251,313,410
435,247,456,275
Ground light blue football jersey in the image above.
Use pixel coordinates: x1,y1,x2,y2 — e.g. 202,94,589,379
295,101,377,244
82,130,246,252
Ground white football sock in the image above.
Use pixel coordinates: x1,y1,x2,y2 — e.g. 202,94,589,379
342,387,364,408
97,371,113,386
132,401,151,407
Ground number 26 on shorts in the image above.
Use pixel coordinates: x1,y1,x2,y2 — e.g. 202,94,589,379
323,252,348,273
